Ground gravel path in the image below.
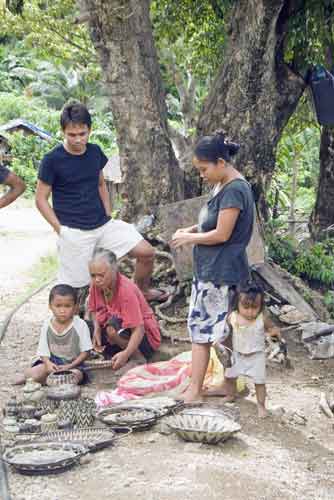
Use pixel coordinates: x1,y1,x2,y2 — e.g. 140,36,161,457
1,203,334,499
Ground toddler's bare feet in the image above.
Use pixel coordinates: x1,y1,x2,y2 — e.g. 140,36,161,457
257,404,268,418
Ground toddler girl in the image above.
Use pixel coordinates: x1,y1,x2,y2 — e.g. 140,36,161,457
219,283,281,417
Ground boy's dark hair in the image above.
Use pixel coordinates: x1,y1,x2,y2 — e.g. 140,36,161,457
49,284,78,304
194,129,240,163
60,102,92,130
232,282,265,312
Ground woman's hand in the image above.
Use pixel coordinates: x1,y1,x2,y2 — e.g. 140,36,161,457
111,351,129,371
176,226,196,234
170,229,194,248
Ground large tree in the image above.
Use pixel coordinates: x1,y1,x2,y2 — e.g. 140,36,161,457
80,0,310,219
3,0,331,225
79,0,184,220
309,2,334,240
196,0,307,216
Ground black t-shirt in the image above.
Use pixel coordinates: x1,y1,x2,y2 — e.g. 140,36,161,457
0,164,10,184
38,143,110,230
193,179,254,285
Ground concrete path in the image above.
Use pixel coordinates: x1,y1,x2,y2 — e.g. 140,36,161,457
0,199,56,293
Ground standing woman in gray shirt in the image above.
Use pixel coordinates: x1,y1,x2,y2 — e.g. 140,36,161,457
171,131,254,403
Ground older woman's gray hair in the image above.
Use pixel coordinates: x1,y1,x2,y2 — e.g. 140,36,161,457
90,247,117,267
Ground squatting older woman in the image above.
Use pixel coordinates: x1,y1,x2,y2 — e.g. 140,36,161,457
88,247,161,371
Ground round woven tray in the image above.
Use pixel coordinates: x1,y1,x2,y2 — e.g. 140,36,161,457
14,427,131,452
97,405,159,431
3,441,87,475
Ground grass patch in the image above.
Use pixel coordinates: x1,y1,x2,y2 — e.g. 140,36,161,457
25,252,58,294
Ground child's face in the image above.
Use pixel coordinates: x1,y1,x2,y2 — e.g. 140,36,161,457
238,293,262,321
50,294,76,323
63,122,90,154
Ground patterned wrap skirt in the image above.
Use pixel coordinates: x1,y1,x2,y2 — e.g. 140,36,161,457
187,279,229,344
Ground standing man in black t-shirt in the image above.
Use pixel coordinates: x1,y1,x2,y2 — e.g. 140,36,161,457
35,102,165,302
0,164,26,209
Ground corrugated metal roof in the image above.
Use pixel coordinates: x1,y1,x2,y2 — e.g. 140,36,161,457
0,119,52,141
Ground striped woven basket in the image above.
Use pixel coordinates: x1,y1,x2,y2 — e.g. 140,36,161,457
85,358,114,384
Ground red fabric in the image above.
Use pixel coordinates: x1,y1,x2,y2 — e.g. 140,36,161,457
88,273,161,350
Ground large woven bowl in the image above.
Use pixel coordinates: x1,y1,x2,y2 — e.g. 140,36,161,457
97,405,159,431
167,412,241,445
3,441,87,475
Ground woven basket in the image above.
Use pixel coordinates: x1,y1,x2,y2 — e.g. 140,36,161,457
84,359,114,384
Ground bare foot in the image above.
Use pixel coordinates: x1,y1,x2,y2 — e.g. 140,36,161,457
144,288,169,303
180,386,203,404
257,405,269,418
203,384,229,397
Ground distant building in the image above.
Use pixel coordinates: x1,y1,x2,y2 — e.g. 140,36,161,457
0,119,52,142
0,119,52,165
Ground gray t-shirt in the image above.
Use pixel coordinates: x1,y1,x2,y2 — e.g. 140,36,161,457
193,179,254,285
37,316,92,362
0,164,10,184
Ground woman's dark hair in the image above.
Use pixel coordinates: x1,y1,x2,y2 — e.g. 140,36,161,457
49,284,78,304
60,101,92,130
232,282,265,313
194,130,240,163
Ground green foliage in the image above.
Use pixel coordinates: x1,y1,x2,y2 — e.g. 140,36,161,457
0,92,60,130
26,252,58,294
152,0,227,81
8,132,58,195
324,291,334,316
270,99,320,218
294,243,334,286
285,0,334,72
266,225,297,273
267,224,334,288
0,0,93,66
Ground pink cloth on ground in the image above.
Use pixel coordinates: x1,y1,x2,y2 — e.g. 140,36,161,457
95,349,239,408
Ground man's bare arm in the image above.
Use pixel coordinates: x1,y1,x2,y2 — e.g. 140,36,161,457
0,171,26,209
35,179,61,233
98,171,111,216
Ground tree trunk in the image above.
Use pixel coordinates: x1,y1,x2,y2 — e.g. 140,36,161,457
309,3,334,240
309,127,334,239
288,156,298,236
80,0,184,220
197,0,306,218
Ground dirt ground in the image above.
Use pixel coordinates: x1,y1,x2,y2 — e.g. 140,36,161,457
1,203,334,500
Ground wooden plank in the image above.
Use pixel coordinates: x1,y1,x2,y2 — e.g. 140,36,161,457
255,263,317,319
